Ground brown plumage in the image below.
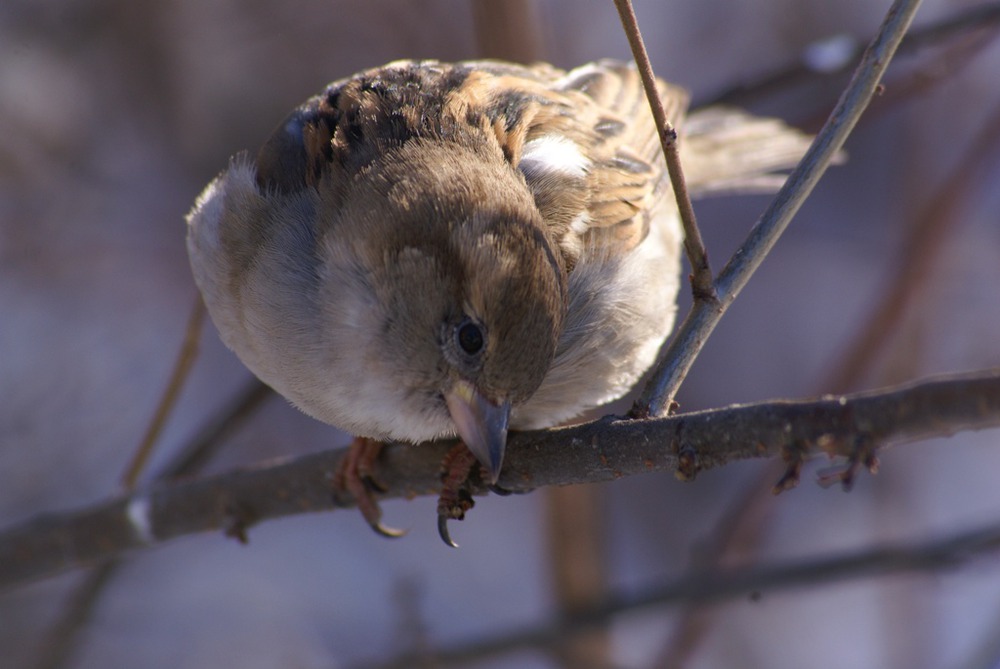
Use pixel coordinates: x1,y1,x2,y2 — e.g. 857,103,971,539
187,59,810,536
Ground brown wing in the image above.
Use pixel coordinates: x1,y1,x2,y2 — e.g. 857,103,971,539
550,60,688,252
455,61,814,256
254,60,695,270
255,59,810,267
438,59,689,266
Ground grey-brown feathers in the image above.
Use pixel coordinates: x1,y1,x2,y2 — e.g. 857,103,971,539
187,58,808,459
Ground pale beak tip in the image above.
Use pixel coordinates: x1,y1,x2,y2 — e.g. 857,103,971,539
484,457,503,486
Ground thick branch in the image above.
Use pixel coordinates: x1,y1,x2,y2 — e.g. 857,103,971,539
1,370,998,590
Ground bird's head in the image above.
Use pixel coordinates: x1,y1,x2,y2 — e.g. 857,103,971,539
314,136,569,481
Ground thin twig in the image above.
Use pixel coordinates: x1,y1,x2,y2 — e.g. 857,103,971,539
121,295,206,489
347,516,1000,669
634,0,924,418
2,369,997,590
612,0,715,306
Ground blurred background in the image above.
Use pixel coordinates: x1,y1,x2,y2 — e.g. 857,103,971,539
2,1,1000,667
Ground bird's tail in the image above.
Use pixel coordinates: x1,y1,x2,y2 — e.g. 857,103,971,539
681,106,829,198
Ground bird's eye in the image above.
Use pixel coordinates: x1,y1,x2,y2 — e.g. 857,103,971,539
456,320,485,356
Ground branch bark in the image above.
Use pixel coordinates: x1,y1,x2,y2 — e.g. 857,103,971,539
634,0,924,417
2,370,998,590
613,0,715,303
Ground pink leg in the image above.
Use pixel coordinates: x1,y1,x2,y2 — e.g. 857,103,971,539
436,443,482,548
333,437,405,538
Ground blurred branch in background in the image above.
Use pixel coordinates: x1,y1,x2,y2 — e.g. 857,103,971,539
702,2,1000,109
825,101,1000,393
29,379,274,669
545,484,611,669
348,514,1000,669
471,0,546,62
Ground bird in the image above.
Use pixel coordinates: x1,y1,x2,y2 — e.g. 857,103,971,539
186,58,811,543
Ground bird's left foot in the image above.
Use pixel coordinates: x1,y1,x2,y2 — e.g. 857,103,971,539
332,436,406,538
436,444,486,548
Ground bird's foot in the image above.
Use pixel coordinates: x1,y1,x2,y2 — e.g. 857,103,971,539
332,436,406,538
436,443,485,548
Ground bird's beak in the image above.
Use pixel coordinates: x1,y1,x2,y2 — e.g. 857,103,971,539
445,380,511,484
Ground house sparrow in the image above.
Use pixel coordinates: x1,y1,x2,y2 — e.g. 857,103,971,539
187,59,810,542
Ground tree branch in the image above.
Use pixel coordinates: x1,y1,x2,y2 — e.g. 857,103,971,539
2,369,998,590
613,0,715,303
633,0,924,418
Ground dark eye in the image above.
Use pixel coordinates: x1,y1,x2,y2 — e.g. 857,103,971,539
456,320,485,355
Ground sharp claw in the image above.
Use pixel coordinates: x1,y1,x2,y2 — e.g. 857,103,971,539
333,437,407,538
438,514,459,548
436,493,471,548
488,482,513,496
372,521,408,539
